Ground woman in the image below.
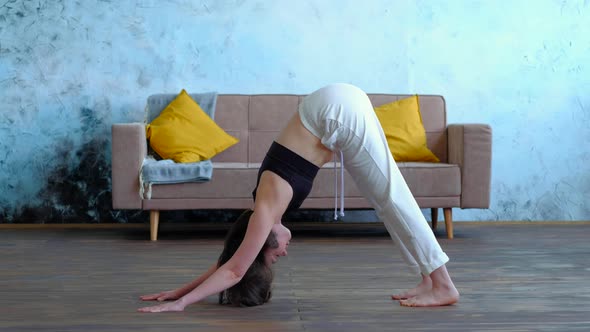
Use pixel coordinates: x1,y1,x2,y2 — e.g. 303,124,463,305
138,83,459,312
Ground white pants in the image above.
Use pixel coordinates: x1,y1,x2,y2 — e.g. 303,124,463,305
299,83,449,275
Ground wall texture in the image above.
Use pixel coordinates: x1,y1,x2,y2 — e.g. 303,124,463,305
0,0,588,223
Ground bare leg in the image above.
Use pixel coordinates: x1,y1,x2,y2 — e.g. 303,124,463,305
392,274,432,300
399,264,459,307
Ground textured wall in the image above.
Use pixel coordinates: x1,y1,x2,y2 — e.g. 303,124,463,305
407,0,590,221
0,0,588,223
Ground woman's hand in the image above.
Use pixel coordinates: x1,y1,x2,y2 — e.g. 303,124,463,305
137,300,186,313
139,290,181,302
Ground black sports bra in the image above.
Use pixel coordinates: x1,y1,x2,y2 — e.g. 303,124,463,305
252,142,320,211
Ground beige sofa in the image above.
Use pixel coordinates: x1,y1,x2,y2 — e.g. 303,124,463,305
112,93,492,241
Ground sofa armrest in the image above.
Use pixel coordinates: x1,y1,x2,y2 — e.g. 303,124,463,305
448,124,492,208
111,123,147,209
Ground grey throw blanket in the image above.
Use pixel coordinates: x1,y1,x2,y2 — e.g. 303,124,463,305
139,157,213,199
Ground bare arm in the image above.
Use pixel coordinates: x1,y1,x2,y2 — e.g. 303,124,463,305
137,172,291,313
173,208,274,306
137,207,277,312
139,263,218,302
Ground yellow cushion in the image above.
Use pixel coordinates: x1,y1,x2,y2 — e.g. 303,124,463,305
146,89,238,163
374,95,439,162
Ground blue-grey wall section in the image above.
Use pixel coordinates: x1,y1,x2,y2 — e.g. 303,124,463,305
0,1,588,222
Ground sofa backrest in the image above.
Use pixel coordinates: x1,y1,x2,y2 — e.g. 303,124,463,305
213,94,447,164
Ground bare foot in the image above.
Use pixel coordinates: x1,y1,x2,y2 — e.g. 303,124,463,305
392,274,432,300
399,265,459,307
399,285,459,307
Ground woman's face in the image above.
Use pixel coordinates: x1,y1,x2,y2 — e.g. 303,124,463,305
265,223,292,266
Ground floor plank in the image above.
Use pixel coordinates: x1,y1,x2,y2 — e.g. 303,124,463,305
1,223,589,331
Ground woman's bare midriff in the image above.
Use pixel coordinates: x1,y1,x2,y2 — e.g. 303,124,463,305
275,112,333,167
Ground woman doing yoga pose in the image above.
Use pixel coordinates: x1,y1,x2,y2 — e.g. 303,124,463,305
138,83,459,312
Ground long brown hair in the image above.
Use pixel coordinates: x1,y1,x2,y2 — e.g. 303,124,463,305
218,209,278,307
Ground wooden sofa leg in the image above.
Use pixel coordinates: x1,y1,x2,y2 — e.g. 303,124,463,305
430,208,439,230
443,208,453,239
150,210,160,241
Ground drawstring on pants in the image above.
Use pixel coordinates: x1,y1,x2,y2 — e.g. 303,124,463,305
333,151,345,220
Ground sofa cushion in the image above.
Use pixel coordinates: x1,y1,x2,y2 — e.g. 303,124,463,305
374,96,440,163
398,162,461,197
146,91,220,161
145,90,239,163
368,94,447,162
147,162,460,200
309,162,460,198
149,168,260,199
211,95,250,163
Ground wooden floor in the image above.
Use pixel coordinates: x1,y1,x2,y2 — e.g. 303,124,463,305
1,222,589,332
